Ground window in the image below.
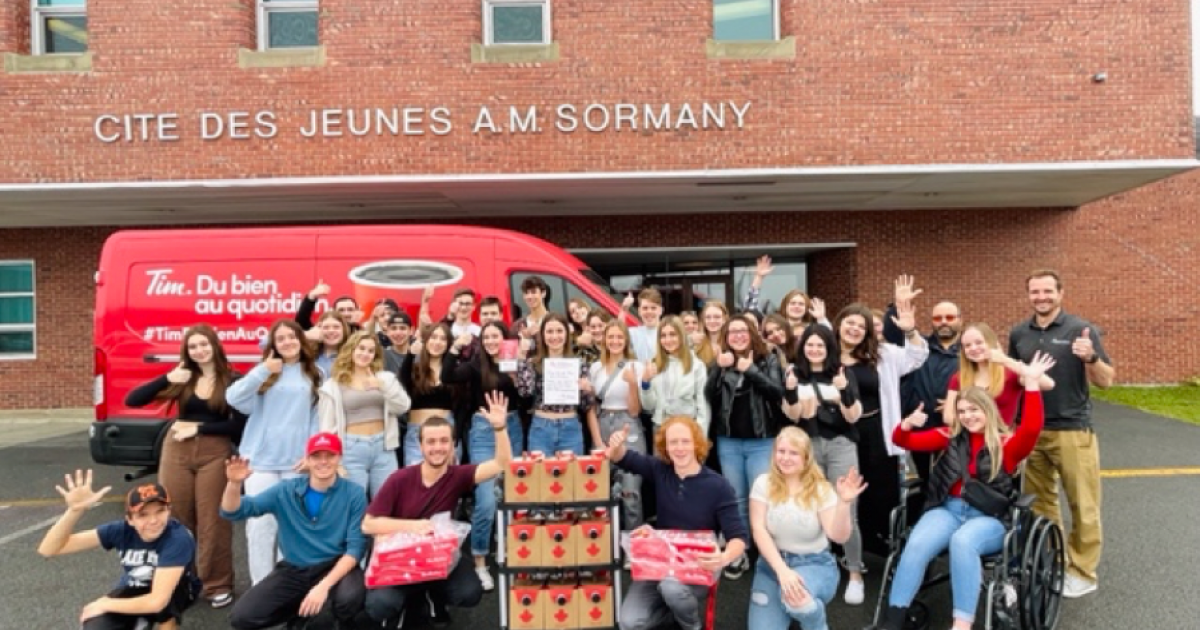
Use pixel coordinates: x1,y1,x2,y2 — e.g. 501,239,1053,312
32,0,88,55
257,0,318,50
483,0,551,45
0,262,35,359
712,0,779,41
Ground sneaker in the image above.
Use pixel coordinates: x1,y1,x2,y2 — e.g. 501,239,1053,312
475,566,495,592
426,591,451,629
1063,573,1098,598
723,555,749,580
843,578,865,605
209,592,233,609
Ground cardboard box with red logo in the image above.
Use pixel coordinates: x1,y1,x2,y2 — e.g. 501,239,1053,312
573,450,610,501
542,521,576,568
506,457,543,503
506,517,545,568
509,577,545,630
544,577,579,630
577,574,615,629
541,456,575,502
575,515,612,566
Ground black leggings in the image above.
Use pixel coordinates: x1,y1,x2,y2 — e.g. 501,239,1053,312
81,580,198,630
229,560,365,630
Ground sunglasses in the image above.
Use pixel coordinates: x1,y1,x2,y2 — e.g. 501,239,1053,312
932,315,958,323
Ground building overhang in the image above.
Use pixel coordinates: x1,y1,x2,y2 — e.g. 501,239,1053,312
0,160,1194,227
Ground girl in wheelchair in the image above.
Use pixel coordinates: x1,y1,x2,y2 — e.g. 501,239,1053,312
870,351,1055,630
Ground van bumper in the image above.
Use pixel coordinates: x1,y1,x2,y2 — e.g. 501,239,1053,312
89,419,169,468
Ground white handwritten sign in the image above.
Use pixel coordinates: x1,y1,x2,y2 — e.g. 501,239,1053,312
543,358,582,406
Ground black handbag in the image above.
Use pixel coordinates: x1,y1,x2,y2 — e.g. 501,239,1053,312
960,472,1012,518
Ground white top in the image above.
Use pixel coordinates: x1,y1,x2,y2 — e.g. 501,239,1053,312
588,360,644,411
877,340,930,456
628,326,658,362
451,322,481,338
750,474,838,555
639,353,710,433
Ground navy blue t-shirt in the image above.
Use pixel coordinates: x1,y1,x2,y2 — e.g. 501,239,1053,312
97,518,201,593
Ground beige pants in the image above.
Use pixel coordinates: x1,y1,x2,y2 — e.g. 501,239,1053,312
1023,429,1102,582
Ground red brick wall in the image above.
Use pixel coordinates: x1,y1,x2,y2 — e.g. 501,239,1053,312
0,0,1192,182
2,194,1193,409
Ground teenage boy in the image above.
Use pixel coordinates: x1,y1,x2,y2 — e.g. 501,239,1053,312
221,433,368,630
296,279,362,332
628,288,664,362
363,393,513,629
479,296,504,326
38,472,201,630
384,311,415,373
449,289,482,339
512,276,550,342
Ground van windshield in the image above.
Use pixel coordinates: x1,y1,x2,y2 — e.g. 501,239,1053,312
581,268,619,302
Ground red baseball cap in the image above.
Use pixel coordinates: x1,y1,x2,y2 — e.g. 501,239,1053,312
306,433,343,456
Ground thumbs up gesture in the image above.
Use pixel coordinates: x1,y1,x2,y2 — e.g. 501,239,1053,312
901,403,928,431
166,362,192,384
606,423,630,462
308,279,330,300
642,360,659,383
264,350,283,374
1072,327,1097,363
785,366,798,390
832,366,848,391
717,351,735,368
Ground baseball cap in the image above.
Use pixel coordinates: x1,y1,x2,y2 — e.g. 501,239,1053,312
126,483,171,513
306,432,343,456
387,311,413,327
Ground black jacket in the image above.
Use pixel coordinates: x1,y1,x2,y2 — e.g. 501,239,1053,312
705,353,786,439
883,304,959,429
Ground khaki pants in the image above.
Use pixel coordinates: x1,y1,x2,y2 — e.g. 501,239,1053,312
158,433,234,599
1023,429,1102,582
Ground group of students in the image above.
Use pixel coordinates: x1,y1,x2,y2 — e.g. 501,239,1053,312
37,265,1112,630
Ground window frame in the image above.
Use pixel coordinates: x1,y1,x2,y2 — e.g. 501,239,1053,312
256,0,319,51
0,261,36,361
482,0,552,46
31,0,88,56
712,0,780,42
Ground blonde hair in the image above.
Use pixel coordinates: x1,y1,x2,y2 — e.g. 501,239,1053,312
766,427,832,510
950,387,1012,481
653,316,693,375
599,320,635,364
958,323,1007,398
332,331,384,386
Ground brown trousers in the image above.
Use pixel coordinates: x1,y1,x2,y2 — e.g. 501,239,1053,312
158,432,234,599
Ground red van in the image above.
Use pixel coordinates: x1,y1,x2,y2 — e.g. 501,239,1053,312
91,224,627,472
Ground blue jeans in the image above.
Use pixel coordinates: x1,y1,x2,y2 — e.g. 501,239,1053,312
749,552,839,630
341,433,397,499
716,437,774,533
889,497,1006,622
468,411,525,557
526,413,584,456
402,413,457,466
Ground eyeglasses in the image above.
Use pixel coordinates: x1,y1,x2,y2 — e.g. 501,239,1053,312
932,315,958,324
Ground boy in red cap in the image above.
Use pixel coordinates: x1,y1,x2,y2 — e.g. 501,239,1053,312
221,432,367,630
37,470,201,630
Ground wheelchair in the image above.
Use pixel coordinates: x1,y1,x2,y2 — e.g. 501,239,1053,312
868,479,1066,630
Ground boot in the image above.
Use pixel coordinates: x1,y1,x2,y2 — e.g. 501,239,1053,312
863,605,909,630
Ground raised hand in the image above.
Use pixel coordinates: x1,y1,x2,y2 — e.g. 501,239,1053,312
225,456,253,484
1071,328,1096,363
785,366,798,390
621,292,635,311
576,331,593,348
689,330,705,348
808,297,827,322
989,347,1011,366
901,403,928,430
754,255,774,279
264,350,283,374
835,466,869,502
409,338,424,356
56,469,112,513
453,333,474,351
832,366,848,391
606,423,630,461
894,274,924,305
480,391,510,429
891,298,917,333
1023,351,1057,384
623,363,638,384
308,279,331,300
642,360,659,382
735,355,753,372
422,285,435,305
717,351,735,368
166,362,192,384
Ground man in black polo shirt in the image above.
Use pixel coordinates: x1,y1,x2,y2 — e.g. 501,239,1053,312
1008,269,1114,599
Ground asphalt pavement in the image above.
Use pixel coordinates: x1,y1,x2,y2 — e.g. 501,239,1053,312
0,403,1196,630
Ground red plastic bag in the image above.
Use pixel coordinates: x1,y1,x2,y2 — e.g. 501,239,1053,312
622,528,720,586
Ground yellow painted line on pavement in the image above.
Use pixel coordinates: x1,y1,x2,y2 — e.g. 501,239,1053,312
1100,467,1200,478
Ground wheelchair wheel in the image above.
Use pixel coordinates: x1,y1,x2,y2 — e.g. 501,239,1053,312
1020,520,1065,630
983,578,1020,630
903,600,930,630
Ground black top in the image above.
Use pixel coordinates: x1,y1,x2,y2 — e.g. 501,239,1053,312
806,369,861,441
398,353,455,411
441,351,529,416
728,387,756,438
846,363,881,416
125,374,247,439
1008,310,1110,429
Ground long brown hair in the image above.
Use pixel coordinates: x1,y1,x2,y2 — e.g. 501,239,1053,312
477,321,510,394
313,311,350,355
834,303,880,366
718,314,769,361
259,319,322,405
958,323,1007,397
412,324,450,395
778,289,815,326
159,324,236,415
332,331,384,386
653,316,693,375
599,320,635,365
531,312,574,373
697,301,729,365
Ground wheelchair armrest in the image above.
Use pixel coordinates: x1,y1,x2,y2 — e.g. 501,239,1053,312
1014,494,1036,510
902,478,924,491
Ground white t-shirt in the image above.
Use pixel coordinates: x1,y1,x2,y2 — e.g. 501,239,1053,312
451,322,481,338
588,360,644,411
750,474,838,555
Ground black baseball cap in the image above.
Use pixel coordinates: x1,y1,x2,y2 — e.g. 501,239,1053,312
126,483,171,513
387,311,413,326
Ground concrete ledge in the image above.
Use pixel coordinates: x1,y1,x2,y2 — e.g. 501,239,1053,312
705,36,795,60
0,407,92,424
471,42,559,64
4,52,92,73
238,46,326,69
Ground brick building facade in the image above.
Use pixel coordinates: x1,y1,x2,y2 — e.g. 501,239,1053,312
1,0,1197,408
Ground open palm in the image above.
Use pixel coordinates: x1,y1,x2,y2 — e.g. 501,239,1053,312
56,469,112,512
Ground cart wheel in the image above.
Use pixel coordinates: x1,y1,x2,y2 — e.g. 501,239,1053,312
1021,520,1065,630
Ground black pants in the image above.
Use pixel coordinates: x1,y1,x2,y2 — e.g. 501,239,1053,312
856,414,902,558
229,560,365,630
364,555,483,623
81,581,198,630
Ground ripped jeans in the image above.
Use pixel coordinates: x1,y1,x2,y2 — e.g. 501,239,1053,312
747,551,839,630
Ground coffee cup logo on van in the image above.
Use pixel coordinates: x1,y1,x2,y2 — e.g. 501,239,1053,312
349,259,465,310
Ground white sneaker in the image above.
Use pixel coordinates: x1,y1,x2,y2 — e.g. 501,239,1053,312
475,566,495,592
843,578,865,605
1063,573,1097,598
